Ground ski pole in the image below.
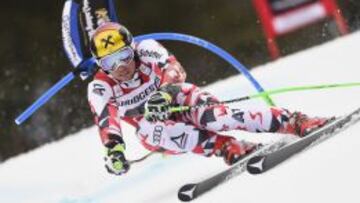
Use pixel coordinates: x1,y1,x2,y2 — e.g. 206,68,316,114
128,152,156,165
170,82,360,113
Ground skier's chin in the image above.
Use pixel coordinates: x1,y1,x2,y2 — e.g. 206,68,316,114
112,71,134,82
121,72,135,81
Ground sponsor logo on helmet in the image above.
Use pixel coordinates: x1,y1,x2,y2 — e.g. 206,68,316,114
94,30,126,57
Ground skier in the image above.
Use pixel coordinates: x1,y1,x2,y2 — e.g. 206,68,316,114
62,1,331,176
86,22,333,175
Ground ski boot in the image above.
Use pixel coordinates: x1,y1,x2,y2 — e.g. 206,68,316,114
214,136,260,165
291,112,335,137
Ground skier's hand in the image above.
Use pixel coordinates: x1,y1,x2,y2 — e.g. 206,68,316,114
144,91,173,122
104,143,130,176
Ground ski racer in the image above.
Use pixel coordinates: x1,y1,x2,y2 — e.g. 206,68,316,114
87,22,333,176
62,1,332,176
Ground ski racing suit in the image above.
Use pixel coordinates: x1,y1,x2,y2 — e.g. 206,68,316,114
87,39,307,157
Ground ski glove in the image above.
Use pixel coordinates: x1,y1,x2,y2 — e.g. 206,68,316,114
144,91,173,122
104,143,130,176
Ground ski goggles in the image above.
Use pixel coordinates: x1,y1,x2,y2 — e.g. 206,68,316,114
97,46,134,72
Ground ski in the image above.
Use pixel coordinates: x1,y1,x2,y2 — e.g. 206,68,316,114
177,138,291,202
247,107,360,175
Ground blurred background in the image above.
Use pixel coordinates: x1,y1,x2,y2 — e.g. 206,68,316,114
1,0,360,162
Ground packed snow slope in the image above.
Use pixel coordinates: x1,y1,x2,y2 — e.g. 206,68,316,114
1,32,360,203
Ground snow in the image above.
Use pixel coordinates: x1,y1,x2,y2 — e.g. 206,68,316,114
2,31,360,203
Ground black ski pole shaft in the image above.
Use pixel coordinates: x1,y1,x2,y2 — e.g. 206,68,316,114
128,152,156,165
170,82,360,113
169,95,251,113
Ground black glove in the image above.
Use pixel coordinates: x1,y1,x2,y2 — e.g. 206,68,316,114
104,143,130,176
144,91,173,122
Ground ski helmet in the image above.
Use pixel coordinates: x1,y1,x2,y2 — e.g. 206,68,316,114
90,22,134,59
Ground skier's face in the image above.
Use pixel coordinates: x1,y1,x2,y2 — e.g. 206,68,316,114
97,46,136,81
98,46,133,70
109,60,136,81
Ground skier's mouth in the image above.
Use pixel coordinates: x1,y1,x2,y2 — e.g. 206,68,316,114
113,68,134,80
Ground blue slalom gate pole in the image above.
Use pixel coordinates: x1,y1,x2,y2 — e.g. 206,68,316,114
15,72,76,125
15,32,271,125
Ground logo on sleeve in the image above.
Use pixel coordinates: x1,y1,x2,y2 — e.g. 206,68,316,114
93,84,106,96
138,49,163,59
